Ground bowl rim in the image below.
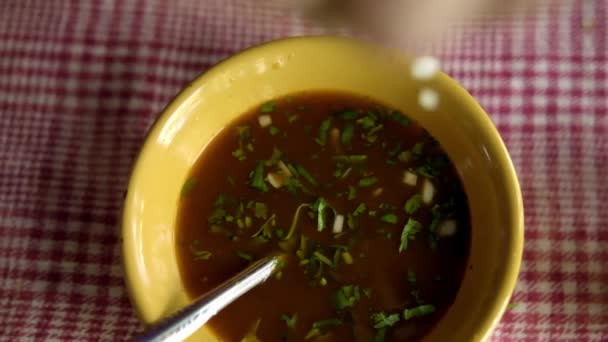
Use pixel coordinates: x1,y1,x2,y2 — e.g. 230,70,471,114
121,35,524,339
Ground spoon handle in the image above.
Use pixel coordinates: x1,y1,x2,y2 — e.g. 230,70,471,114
133,256,280,342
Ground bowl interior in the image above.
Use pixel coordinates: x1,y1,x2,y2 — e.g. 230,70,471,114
122,36,523,341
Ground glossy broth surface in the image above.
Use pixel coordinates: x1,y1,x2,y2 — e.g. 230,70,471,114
176,92,471,341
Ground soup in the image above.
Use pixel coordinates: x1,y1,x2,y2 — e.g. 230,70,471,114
176,92,471,341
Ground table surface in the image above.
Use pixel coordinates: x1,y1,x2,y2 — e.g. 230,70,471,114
1,0,607,341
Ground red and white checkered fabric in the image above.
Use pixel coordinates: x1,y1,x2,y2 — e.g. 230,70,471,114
0,0,606,340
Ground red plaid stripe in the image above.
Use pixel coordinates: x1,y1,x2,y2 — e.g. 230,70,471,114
0,0,606,340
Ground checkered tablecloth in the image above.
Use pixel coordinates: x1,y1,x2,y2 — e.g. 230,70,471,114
1,0,606,340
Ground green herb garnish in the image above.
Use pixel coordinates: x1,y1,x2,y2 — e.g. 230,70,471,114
373,328,387,342
189,240,212,260
412,142,424,155
380,213,398,224
260,101,275,113
358,177,378,187
315,117,332,146
398,150,412,162
295,164,318,186
232,148,247,161
269,126,280,136
249,161,269,192
404,194,422,214
341,122,355,145
353,203,366,216
313,251,334,268
254,202,268,219
403,304,436,320
333,285,360,310
180,177,198,197
281,314,298,329
399,218,422,252
370,312,400,329
235,250,253,261
347,186,357,200
305,318,343,339
357,114,377,130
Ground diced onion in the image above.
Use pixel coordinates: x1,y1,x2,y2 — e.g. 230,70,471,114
372,188,384,197
418,88,439,111
332,214,345,234
258,114,272,128
403,171,418,186
266,172,285,188
277,160,292,177
411,56,440,81
437,220,457,237
422,179,435,204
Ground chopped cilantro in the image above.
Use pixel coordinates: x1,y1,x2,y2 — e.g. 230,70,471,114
399,218,422,252
353,203,367,216
404,194,422,214
315,117,332,146
307,318,343,338
180,177,198,197
254,202,268,219
249,161,269,192
412,142,424,155
189,240,212,260
363,288,372,298
260,101,275,113
295,164,318,186
373,328,387,342
333,285,361,310
341,122,355,145
347,186,357,200
288,114,298,123
403,304,436,320
232,148,247,161
380,213,398,224
281,313,297,329
357,114,377,130
313,251,334,268
235,250,253,261
398,150,412,162
269,126,280,136
358,177,378,187
370,312,400,329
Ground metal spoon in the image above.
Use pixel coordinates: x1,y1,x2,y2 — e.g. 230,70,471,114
132,255,281,342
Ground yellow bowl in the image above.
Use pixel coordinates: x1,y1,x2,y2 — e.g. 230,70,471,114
122,36,523,341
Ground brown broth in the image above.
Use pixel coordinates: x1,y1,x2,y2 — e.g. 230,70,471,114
176,92,471,342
